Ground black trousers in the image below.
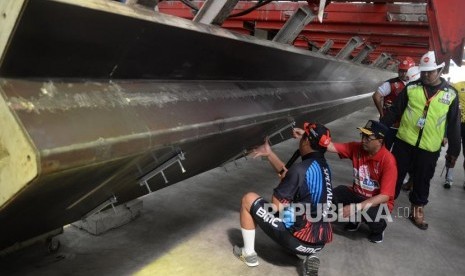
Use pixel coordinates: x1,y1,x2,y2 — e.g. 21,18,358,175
385,128,398,151
391,138,440,205
461,123,465,167
333,186,387,234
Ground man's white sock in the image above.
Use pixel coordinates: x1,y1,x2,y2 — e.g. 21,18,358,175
241,228,256,255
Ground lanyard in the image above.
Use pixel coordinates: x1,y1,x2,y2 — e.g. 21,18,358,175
421,86,442,117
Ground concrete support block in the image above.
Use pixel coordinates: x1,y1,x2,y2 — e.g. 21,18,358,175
72,199,143,235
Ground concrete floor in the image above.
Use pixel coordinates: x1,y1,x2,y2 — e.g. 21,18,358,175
1,106,465,276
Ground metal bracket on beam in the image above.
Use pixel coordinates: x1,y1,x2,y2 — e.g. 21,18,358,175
372,53,392,69
123,0,160,10
268,121,296,146
306,40,320,52
297,35,319,51
193,0,239,25
221,121,295,171
254,29,269,40
386,60,400,71
352,44,375,64
272,6,316,44
318,40,334,55
336,36,364,60
138,151,186,193
387,12,427,23
82,195,118,220
221,149,248,171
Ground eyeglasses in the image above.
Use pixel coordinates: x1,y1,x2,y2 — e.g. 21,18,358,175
360,133,379,142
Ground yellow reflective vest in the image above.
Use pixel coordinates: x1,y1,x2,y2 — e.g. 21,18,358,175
453,81,465,123
397,83,456,152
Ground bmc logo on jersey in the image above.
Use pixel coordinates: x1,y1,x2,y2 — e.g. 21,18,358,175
256,206,281,228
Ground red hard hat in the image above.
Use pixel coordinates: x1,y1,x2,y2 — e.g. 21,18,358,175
398,57,415,70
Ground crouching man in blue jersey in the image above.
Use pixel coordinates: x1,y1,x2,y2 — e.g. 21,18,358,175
233,122,333,276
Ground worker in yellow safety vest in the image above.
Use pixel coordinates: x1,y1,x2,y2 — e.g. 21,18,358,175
381,51,461,231
442,81,465,189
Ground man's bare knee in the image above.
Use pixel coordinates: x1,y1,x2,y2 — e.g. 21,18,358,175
242,192,260,210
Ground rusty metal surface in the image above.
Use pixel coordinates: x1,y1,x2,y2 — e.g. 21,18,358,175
427,0,465,67
0,0,395,250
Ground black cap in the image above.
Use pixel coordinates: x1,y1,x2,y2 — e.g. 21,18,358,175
357,120,389,139
303,122,331,148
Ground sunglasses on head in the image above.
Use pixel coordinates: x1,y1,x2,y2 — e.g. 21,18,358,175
303,122,331,147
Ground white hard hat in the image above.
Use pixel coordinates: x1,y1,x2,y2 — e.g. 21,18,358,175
406,66,420,82
419,51,445,71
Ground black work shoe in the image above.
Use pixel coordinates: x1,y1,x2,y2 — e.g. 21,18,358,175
303,255,320,276
368,231,384,243
402,180,413,191
344,222,361,232
443,180,452,189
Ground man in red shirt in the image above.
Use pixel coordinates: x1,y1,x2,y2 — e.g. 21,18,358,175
326,120,397,243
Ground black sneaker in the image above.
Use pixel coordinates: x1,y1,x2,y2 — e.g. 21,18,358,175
344,222,361,232
368,231,384,243
303,255,320,276
443,180,452,189
402,179,413,191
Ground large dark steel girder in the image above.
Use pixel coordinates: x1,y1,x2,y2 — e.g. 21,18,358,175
0,77,384,249
0,0,395,249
